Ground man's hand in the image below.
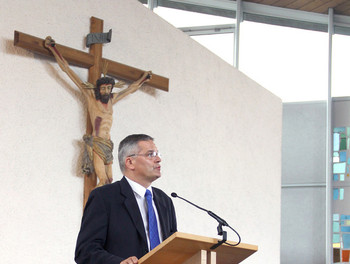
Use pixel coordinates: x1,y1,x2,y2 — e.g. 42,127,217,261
44,36,56,48
111,70,152,104
138,71,152,86
120,256,138,264
128,71,152,93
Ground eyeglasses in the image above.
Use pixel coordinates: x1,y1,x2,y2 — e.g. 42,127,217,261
128,151,161,159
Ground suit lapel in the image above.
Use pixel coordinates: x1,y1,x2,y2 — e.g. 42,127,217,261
153,189,168,240
120,177,148,246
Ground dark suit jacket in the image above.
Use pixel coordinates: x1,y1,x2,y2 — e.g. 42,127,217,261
75,177,177,264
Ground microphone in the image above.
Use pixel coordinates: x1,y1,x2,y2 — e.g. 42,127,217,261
171,192,241,248
171,192,228,226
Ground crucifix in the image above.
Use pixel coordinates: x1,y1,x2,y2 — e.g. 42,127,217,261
14,16,169,207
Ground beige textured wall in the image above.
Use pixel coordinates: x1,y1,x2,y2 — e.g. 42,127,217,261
0,0,282,263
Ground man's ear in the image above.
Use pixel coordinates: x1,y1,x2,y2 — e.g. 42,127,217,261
125,157,135,170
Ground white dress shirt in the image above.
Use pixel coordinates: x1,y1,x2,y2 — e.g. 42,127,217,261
125,177,163,250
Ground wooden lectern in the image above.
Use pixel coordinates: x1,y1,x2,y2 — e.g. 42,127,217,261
139,232,257,264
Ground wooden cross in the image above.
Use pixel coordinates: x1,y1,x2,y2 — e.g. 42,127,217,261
14,17,169,207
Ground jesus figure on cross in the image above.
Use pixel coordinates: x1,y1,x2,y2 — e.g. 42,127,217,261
44,36,151,187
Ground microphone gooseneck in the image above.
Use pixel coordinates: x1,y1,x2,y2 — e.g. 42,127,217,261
172,193,209,213
171,192,241,248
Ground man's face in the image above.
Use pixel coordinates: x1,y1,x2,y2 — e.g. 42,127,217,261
132,140,161,186
99,84,113,103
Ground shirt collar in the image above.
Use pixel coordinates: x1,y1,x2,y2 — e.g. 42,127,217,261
125,176,152,197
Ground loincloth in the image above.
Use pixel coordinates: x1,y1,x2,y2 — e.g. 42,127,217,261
82,134,114,175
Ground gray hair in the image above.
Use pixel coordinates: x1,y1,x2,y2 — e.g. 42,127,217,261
118,134,154,173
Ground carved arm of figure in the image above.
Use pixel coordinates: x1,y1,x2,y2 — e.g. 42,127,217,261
44,36,89,97
112,71,152,104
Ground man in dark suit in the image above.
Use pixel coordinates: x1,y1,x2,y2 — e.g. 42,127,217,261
75,134,177,264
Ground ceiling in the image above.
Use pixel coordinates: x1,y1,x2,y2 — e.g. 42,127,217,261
140,0,350,35
244,0,350,16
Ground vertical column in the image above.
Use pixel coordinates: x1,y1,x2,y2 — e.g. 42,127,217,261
326,7,334,264
233,0,241,68
148,0,156,10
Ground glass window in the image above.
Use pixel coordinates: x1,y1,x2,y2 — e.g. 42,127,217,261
154,6,235,66
332,34,350,98
239,21,328,102
153,7,333,103
192,34,234,65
